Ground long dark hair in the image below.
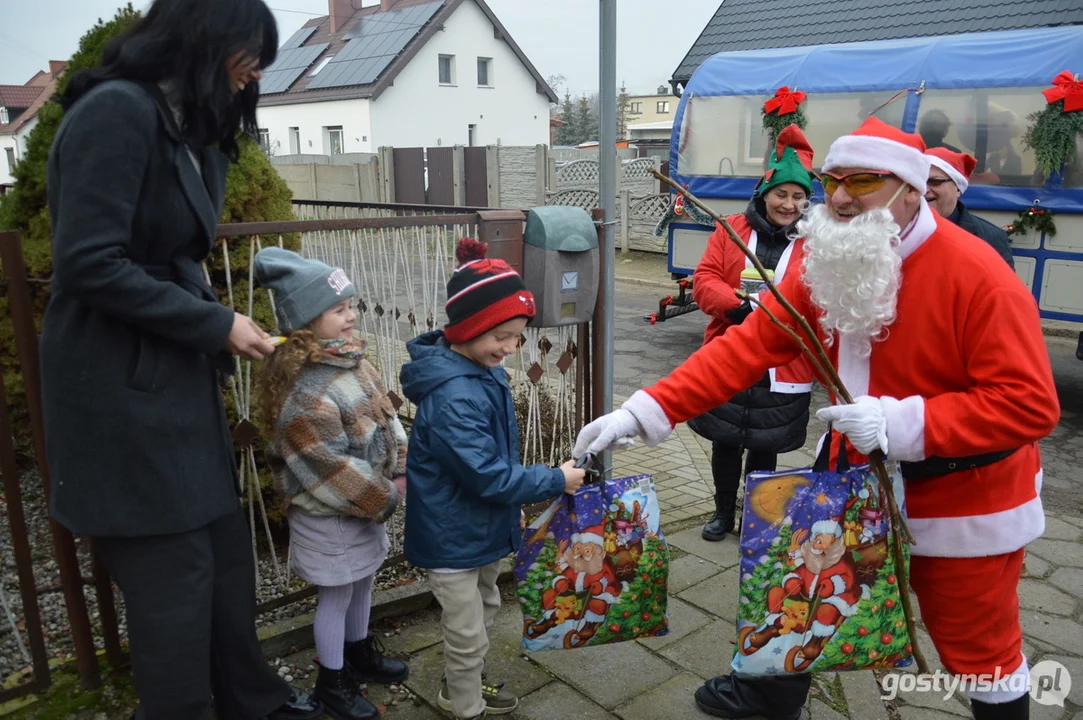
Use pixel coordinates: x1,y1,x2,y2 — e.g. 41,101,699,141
58,0,278,161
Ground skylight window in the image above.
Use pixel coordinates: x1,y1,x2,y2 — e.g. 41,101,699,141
310,55,334,76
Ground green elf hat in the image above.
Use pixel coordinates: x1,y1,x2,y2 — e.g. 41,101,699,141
757,124,816,197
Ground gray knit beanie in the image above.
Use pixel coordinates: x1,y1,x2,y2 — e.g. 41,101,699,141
253,247,356,332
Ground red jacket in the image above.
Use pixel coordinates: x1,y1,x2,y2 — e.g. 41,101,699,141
692,215,813,391
692,216,752,345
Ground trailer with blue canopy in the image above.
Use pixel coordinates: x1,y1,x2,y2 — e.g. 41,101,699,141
659,26,1083,356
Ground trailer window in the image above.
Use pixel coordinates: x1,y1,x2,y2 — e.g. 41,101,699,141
677,91,908,179
915,88,1048,188
677,95,767,178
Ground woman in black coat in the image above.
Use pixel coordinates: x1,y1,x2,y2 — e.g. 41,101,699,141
41,1,322,718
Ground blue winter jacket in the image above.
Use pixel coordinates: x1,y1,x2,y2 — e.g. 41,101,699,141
400,331,565,569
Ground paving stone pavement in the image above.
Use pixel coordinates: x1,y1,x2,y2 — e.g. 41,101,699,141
277,467,1082,719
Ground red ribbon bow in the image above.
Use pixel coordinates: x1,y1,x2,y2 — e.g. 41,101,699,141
1042,71,1083,112
764,86,807,116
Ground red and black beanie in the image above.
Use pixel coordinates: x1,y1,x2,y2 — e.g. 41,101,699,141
444,238,535,344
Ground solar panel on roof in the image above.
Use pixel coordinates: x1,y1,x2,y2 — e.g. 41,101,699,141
260,42,330,94
307,1,442,90
281,25,317,50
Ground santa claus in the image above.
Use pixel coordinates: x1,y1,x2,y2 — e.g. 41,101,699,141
526,525,624,647
742,520,861,664
575,117,1058,720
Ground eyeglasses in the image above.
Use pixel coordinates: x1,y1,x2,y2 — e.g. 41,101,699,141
820,172,896,197
926,177,956,188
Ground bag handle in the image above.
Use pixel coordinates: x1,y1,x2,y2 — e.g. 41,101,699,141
813,425,851,473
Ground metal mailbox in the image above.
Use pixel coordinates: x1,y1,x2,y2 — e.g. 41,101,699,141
522,206,599,327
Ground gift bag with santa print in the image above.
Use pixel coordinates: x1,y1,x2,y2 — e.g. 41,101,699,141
515,474,670,651
732,430,914,674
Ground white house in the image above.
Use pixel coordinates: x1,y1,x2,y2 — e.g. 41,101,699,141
0,62,66,191
256,0,556,156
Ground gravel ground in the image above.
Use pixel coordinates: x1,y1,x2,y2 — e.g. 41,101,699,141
0,469,421,689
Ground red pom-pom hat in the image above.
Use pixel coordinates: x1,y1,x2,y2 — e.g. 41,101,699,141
444,238,536,344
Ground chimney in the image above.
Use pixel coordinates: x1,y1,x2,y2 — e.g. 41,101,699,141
49,61,66,79
329,0,355,34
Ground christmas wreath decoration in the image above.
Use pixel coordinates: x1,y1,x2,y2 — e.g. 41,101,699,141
1022,71,1083,179
1005,203,1056,239
762,87,808,144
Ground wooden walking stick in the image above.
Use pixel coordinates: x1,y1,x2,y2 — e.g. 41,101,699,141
650,168,929,675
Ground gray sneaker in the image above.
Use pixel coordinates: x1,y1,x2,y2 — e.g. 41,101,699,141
438,676,518,716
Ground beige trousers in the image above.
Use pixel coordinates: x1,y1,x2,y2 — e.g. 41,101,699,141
427,560,502,719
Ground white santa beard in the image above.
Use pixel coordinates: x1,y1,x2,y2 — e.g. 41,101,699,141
798,204,903,358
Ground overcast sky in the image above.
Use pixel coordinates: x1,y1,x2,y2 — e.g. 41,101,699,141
0,0,718,97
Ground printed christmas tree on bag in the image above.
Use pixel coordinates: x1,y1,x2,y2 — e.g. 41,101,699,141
816,543,912,670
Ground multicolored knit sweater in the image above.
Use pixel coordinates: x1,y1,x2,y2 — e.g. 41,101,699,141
266,343,406,522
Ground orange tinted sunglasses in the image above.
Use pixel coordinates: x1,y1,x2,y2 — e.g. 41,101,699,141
821,171,895,197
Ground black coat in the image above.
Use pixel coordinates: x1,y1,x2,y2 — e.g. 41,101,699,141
952,201,1015,269
41,80,241,538
686,199,811,454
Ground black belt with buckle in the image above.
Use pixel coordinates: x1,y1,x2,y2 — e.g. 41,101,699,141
900,447,1019,481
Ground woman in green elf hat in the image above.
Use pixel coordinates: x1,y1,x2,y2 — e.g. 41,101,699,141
686,124,819,543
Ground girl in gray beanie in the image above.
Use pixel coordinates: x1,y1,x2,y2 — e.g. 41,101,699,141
254,247,409,720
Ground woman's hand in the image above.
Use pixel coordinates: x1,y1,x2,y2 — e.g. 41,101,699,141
226,313,275,360
392,475,407,500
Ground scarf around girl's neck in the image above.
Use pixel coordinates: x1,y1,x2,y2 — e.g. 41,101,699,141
318,337,366,364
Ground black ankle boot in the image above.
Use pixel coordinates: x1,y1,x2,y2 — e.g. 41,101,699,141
313,663,379,720
694,673,810,719
971,694,1029,720
702,497,737,542
345,635,409,684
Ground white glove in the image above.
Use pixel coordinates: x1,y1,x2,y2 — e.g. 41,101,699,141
815,396,889,456
573,408,642,458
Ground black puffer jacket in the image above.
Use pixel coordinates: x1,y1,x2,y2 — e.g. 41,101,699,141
686,198,812,454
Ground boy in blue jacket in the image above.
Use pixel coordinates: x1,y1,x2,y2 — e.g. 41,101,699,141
401,239,585,719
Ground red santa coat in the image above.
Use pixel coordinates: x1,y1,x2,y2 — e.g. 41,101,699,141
693,215,814,392
641,201,1059,558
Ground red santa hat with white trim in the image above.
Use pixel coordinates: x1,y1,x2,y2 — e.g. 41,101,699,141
573,525,606,548
926,147,977,193
822,116,931,194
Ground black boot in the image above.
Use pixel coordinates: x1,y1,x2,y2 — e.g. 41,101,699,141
313,663,379,720
345,635,409,684
702,493,737,541
703,442,742,541
971,694,1029,720
694,673,810,719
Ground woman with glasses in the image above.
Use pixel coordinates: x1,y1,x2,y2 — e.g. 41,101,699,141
40,1,322,718
686,125,818,542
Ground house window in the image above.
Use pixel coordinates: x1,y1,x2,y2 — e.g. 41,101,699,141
439,54,455,85
657,101,670,114
4,148,15,173
310,55,333,76
258,129,270,152
288,127,300,155
326,126,344,155
0,107,8,124
629,102,642,114
468,124,476,147
477,57,492,87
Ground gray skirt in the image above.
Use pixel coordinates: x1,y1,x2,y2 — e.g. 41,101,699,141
287,507,389,587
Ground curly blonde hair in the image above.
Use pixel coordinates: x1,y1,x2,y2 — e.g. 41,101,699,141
256,329,325,430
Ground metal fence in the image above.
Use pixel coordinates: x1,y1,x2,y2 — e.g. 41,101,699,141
0,204,603,699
